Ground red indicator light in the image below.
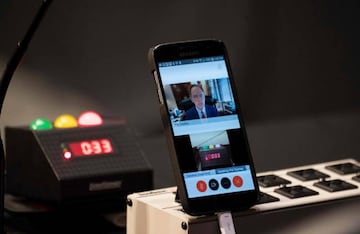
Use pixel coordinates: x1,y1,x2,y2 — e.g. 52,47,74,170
78,111,103,127
67,138,114,157
63,151,72,159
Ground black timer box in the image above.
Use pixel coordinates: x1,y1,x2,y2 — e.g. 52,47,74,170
5,123,153,212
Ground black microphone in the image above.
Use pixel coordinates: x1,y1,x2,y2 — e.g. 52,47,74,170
0,0,53,231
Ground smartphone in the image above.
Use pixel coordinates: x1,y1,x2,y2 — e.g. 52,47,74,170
148,39,260,215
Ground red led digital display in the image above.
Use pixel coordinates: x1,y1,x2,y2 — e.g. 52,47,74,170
68,138,114,156
205,153,221,161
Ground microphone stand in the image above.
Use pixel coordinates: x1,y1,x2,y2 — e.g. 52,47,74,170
0,0,53,231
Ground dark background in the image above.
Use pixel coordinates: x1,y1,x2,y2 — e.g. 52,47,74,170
1,0,360,186
0,0,360,232
1,0,360,190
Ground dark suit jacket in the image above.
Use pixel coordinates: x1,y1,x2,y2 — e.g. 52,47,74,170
184,105,218,120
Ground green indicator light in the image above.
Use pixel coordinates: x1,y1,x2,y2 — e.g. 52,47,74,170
29,118,53,130
201,145,209,150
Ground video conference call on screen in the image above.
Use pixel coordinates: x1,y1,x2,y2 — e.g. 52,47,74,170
158,55,255,198
159,55,240,167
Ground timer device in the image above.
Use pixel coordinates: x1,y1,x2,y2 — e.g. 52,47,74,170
5,123,153,212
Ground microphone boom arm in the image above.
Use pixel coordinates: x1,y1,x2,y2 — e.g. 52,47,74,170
0,0,53,231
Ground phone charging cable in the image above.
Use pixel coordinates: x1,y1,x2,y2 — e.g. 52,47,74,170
217,211,236,234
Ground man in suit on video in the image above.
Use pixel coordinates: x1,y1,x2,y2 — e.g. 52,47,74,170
184,85,218,120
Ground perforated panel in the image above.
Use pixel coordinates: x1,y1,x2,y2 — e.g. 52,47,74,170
35,124,151,180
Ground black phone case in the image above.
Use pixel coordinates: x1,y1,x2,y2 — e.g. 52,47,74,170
148,39,260,215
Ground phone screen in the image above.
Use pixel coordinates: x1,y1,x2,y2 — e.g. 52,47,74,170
157,55,256,199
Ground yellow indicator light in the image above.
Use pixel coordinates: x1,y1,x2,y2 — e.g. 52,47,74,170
54,114,78,128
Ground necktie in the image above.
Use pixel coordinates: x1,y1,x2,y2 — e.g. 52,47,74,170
201,111,206,119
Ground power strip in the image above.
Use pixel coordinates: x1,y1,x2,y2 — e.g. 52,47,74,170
126,158,360,234
256,158,359,211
